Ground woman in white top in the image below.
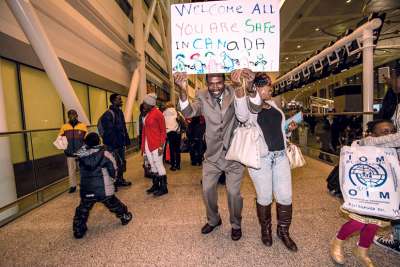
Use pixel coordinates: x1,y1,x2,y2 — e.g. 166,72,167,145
163,102,182,171
233,70,298,252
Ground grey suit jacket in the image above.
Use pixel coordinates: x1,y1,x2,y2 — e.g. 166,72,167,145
178,86,239,163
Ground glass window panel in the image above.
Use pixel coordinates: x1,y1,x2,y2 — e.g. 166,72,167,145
64,81,90,123
21,65,63,129
106,91,112,108
89,86,107,124
1,59,26,163
20,65,63,159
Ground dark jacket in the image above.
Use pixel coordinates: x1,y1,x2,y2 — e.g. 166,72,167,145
187,116,205,140
76,145,116,199
100,105,130,150
138,111,145,147
379,88,399,120
59,121,87,157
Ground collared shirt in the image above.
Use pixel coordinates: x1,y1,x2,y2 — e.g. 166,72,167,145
179,92,224,110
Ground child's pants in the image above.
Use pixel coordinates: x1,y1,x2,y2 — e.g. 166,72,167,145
337,219,379,248
73,195,128,234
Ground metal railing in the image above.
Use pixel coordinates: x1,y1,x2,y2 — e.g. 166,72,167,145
0,122,138,227
289,111,380,166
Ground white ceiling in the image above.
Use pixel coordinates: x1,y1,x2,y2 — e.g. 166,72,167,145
279,0,400,74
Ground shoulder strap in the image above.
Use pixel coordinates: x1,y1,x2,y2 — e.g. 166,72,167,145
108,109,116,125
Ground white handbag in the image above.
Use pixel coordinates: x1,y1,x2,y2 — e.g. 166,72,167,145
53,136,68,150
225,122,261,169
286,142,305,169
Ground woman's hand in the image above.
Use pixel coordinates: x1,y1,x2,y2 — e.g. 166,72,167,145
231,69,256,98
231,69,244,98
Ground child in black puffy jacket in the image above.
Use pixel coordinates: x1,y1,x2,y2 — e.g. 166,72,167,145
72,132,132,239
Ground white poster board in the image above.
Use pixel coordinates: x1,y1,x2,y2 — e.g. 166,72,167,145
171,0,280,74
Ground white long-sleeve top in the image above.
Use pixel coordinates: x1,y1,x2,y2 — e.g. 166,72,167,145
234,92,288,156
163,107,179,133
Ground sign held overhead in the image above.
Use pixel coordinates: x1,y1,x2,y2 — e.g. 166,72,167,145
171,0,280,74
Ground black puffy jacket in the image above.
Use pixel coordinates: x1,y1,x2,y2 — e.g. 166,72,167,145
76,145,116,199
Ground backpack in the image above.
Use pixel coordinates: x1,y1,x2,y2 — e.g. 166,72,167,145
97,109,115,137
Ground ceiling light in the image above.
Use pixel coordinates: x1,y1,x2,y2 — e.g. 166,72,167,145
285,57,289,60
315,27,320,31
297,45,301,49
346,0,351,3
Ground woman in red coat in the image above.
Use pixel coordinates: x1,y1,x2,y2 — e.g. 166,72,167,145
141,93,168,197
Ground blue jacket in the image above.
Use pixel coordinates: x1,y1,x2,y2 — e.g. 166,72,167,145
100,105,130,149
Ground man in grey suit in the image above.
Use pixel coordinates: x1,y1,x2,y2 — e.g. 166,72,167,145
174,70,254,241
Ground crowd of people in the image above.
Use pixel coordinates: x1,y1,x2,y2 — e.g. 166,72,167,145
56,64,400,266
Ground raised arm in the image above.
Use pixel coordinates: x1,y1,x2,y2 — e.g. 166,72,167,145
359,132,400,148
174,72,202,118
231,69,259,123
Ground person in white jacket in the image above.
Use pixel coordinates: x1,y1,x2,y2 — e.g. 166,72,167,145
163,102,182,171
232,70,298,252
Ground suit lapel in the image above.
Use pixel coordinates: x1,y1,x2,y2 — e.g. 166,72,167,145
221,87,233,118
205,91,218,110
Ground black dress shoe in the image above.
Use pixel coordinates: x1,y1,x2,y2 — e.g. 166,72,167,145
201,219,222,234
231,228,242,241
169,166,177,171
68,186,76,193
115,179,132,187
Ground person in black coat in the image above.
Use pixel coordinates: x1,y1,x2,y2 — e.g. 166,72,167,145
72,133,132,239
379,65,400,130
100,93,131,187
186,116,206,166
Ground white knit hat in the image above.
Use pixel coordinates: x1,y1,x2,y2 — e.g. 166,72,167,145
143,93,157,106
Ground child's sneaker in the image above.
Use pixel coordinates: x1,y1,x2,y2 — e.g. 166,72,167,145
120,212,133,225
374,235,400,255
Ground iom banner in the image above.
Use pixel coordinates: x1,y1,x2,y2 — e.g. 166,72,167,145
171,0,280,74
339,145,400,220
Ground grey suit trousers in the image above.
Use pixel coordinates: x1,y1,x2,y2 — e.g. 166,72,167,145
202,154,244,229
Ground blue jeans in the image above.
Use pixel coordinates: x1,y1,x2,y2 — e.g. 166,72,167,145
248,150,292,206
393,221,400,241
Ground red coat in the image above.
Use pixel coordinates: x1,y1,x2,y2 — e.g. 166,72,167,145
141,107,166,152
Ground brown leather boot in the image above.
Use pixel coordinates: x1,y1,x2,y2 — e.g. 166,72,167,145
256,202,272,246
276,203,298,252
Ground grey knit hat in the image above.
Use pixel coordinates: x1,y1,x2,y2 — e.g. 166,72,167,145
143,93,157,106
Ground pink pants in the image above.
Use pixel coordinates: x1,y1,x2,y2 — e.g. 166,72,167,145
336,219,379,248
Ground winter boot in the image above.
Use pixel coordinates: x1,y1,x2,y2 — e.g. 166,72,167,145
276,203,298,252
330,237,345,265
353,246,375,267
146,175,160,194
256,202,272,246
154,175,168,197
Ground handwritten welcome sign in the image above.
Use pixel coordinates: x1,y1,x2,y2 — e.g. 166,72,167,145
171,0,280,74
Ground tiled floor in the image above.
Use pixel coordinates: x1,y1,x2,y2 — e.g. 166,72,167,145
0,154,398,266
